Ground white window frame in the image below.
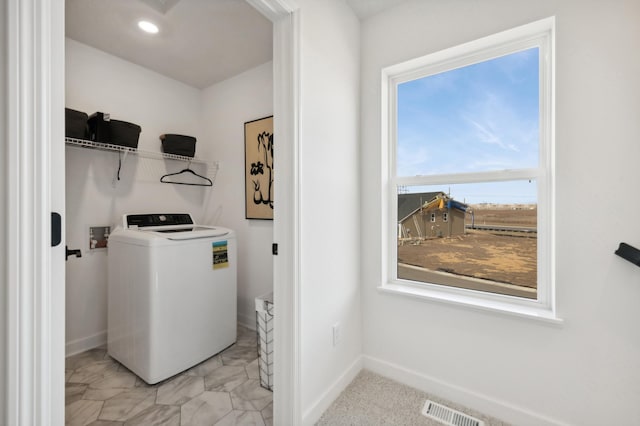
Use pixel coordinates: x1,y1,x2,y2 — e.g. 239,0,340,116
442,212,448,223
379,17,560,323
430,212,436,223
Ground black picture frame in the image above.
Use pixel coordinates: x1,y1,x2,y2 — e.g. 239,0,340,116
244,116,274,220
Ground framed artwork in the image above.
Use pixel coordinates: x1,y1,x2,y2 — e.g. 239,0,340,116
244,116,274,220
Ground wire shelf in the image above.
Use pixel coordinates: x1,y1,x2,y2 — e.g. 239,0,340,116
65,137,219,184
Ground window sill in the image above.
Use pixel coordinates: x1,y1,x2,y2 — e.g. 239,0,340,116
377,282,563,326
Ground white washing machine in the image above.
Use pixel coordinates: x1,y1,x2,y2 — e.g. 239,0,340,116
107,213,237,384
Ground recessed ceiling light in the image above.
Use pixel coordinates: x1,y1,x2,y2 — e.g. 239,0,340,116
138,20,159,34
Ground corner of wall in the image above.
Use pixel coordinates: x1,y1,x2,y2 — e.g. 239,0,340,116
199,61,274,337
301,356,363,426
65,331,107,358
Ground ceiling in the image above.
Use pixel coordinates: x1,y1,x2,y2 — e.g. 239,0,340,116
66,0,408,89
345,0,411,20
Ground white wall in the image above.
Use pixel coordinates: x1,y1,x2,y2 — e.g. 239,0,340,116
65,38,207,354
296,1,362,423
202,62,274,328
360,1,640,425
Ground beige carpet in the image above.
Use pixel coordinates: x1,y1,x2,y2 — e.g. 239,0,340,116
316,369,510,426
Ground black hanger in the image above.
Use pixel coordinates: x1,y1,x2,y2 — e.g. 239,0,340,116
160,164,212,187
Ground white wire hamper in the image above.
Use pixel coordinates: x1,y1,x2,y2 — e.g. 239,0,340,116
255,292,274,391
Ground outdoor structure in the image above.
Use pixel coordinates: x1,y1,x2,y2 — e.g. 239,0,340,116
398,192,468,239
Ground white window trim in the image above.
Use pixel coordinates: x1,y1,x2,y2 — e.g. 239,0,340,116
380,17,560,323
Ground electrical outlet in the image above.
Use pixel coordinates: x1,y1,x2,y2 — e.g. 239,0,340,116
332,323,340,347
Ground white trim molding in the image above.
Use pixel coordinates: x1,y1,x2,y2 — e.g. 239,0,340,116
380,17,557,320
0,0,7,418
237,312,258,332
248,1,302,425
65,331,107,358
272,8,302,426
246,0,297,22
363,355,569,426
5,0,65,425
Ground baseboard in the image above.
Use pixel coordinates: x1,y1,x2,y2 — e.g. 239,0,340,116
65,330,107,357
302,355,363,426
237,311,257,331
363,355,568,426
68,318,256,358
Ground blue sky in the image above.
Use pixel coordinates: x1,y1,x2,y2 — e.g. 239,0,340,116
397,48,539,204
402,180,537,205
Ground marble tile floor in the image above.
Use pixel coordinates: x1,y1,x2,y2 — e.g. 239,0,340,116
65,325,272,426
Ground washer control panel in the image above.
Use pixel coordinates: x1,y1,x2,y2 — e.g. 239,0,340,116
125,213,194,228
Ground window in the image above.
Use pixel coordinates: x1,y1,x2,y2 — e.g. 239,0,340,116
382,18,556,318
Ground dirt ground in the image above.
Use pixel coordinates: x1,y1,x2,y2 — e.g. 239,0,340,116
398,205,538,288
468,205,537,227
398,230,537,289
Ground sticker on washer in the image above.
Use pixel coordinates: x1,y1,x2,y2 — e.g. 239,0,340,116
212,241,229,269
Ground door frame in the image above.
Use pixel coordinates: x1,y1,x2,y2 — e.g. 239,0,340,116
4,0,66,424
2,0,301,424
248,0,302,423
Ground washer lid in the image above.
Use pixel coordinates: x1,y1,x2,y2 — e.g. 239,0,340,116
121,214,229,240
139,225,229,240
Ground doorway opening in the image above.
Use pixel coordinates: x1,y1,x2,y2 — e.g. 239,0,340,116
64,1,278,424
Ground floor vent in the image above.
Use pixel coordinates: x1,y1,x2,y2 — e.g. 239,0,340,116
421,400,485,426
